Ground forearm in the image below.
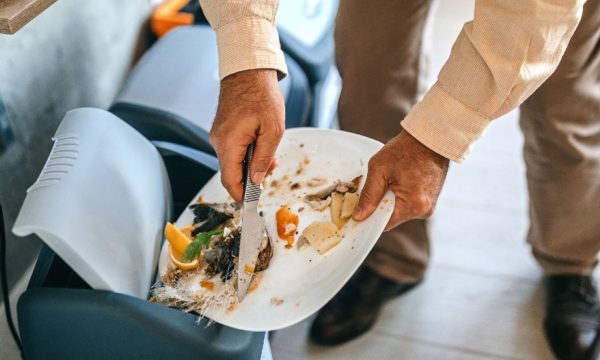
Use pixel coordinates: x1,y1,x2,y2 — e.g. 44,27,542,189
199,0,288,80
402,0,587,162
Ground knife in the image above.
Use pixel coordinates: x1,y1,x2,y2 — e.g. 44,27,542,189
237,143,265,302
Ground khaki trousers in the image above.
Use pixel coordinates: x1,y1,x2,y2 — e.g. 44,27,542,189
335,0,600,283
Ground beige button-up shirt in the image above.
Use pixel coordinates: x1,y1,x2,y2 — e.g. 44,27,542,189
199,0,587,162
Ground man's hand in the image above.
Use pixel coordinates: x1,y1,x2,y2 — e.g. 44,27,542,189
352,131,449,231
210,69,285,202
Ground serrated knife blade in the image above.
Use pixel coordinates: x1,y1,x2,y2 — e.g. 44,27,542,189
237,143,264,302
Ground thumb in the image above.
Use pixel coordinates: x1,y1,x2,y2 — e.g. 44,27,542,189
250,128,282,184
353,167,387,221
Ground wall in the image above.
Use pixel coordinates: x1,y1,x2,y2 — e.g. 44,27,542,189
0,0,152,358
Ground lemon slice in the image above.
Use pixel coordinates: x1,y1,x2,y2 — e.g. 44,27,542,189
164,222,192,254
164,223,200,270
169,246,200,270
180,224,194,239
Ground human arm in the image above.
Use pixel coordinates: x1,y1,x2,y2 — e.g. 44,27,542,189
355,0,587,229
199,0,287,201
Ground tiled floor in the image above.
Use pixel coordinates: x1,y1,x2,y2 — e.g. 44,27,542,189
271,1,561,359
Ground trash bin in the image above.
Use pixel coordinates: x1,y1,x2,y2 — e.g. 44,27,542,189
12,108,265,360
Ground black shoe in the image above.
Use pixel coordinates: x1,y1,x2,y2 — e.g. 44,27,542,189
309,266,421,346
544,275,600,360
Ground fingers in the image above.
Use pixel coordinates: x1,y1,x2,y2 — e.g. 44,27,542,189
250,123,284,184
384,193,435,231
212,128,281,202
384,200,412,231
266,158,278,177
352,162,388,221
214,137,248,202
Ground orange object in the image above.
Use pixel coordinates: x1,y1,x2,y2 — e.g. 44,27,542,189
169,246,200,270
165,222,200,270
179,224,194,239
164,222,192,254
151,0,195,37
275,206,299,247
244,264,255,274
200,280,215,290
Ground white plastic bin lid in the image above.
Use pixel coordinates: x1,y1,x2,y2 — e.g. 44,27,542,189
13,108,171,299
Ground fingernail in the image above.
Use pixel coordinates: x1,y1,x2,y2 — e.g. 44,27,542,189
352,206,363,220
252,172,266,184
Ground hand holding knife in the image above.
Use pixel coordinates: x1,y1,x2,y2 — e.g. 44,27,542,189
237,143,265,302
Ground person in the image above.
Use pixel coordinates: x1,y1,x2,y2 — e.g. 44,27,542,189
199,0,600,358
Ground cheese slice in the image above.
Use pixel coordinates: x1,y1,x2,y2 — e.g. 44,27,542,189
302,221,341,255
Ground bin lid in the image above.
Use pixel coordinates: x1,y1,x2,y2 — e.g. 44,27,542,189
13,108,170,298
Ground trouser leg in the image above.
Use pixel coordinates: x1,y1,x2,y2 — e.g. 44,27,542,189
519,0,600,275
335,0,434,283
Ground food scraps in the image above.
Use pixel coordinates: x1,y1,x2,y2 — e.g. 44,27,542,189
153,203,273,314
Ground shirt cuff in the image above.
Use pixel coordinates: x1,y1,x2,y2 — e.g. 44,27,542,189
215,16,288,80
401,83,491,163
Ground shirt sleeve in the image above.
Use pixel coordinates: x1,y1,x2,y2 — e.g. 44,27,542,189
199,0,288,80
401,0,587,162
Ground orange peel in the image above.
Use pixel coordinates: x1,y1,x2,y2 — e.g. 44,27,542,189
169,246,200,270
164,223,199,270
165,222,191,254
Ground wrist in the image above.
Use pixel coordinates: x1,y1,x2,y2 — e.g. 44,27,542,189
216,69,284,124
401,131,450,167
220,69,280,103
221,69,278,89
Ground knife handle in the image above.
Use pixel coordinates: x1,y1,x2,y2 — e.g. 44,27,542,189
243,143,261,203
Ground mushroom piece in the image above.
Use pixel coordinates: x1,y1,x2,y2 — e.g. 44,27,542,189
304,195,332,211
302,221,341,255
337,176,362,193
305,183,338,200
303,176,363,211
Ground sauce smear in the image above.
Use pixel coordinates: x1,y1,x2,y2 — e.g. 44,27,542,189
276,206,299,248
200,280,215,291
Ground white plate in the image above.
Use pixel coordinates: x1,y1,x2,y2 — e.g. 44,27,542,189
158,128,394,331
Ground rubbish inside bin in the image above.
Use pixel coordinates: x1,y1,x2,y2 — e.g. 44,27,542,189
153,202,273,314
